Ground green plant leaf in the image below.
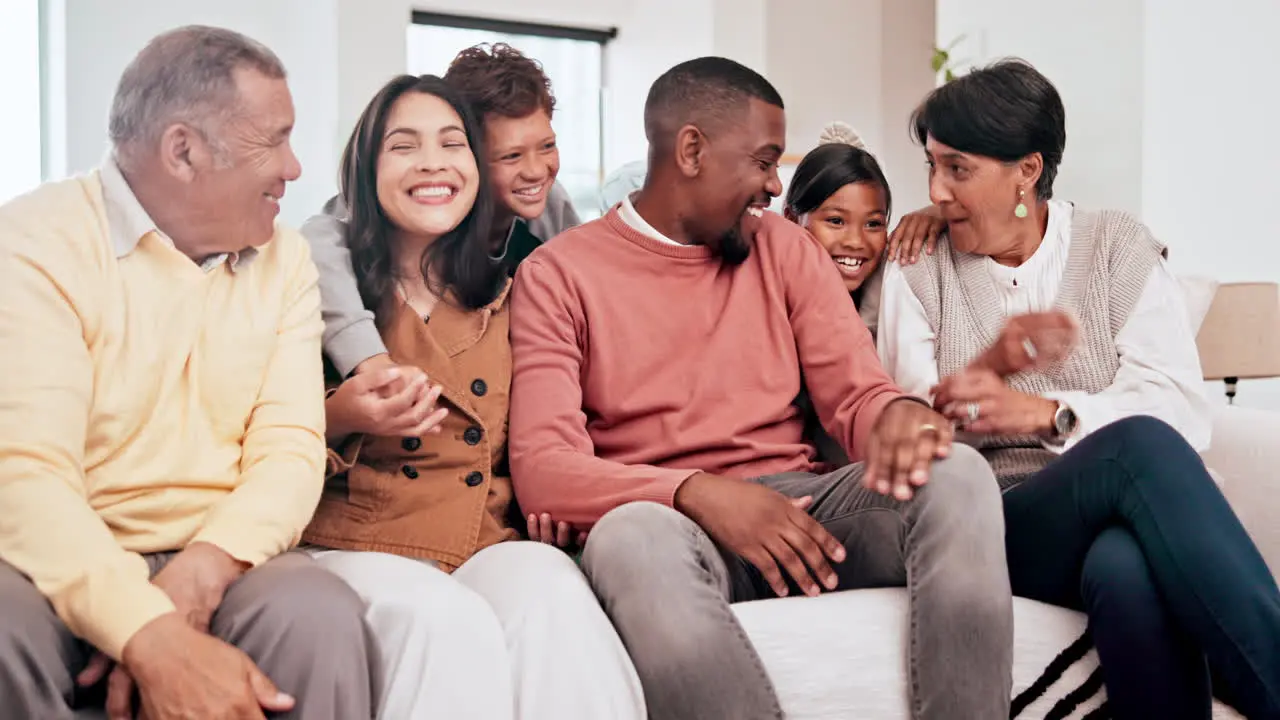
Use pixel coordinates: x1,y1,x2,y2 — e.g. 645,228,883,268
931,48,948,72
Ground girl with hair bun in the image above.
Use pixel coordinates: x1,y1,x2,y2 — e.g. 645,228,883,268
784,121,894,337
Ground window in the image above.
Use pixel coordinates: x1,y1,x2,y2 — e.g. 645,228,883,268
407,12,614,220
0,0,43,203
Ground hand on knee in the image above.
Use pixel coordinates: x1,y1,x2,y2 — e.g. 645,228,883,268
123,615,295,718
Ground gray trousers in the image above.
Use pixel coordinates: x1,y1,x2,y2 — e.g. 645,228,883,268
0,550,375,720
581,444,1014,720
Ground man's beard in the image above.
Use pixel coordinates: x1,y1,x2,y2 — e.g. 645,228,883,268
717,225,752,266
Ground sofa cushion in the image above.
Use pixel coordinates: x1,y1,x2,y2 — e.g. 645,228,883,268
733,588,1245,720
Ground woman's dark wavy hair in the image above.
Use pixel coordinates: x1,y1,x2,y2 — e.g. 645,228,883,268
785,143,892,221
911,58,1066,200
339,74,501,312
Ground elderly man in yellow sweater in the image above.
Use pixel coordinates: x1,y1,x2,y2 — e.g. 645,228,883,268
0,26,374,720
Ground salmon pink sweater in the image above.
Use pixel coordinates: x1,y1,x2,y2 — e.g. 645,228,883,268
509,208,908,527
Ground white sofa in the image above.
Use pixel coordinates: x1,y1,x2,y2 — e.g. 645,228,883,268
733,405,1278,719
70,408,1273,720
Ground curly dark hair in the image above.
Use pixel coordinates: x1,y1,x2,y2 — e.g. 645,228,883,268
339,74,503,312
444,43,556,120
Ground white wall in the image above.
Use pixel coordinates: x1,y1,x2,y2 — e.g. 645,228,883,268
1142,0,1280,284
766,0,885,164
934,0,1146,216
760,0,935,214
712,0,766,74
878,0,937,215
1143,0,1280,409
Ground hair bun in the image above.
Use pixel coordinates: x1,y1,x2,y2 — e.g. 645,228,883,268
818,121,867,150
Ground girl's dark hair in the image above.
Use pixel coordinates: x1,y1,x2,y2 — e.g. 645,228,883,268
339,74,501,312
785,143,892,219
911,58,1066,200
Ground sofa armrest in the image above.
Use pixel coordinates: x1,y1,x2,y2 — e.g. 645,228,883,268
1202,406,1280,578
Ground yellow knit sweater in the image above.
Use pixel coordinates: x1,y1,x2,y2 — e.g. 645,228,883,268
0,172,326,660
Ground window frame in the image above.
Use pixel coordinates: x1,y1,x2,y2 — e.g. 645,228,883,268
410,11,617,45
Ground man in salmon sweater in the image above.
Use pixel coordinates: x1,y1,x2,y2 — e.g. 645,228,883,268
509,57,1013,719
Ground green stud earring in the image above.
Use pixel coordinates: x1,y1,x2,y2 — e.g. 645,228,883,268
1014,188,1029,218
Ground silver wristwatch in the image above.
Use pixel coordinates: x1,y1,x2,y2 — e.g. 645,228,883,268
1048,401,1078,441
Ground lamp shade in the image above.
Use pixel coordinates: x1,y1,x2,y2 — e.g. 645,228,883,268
1195,282,1280,381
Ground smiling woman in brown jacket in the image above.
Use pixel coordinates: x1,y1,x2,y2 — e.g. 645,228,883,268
298,74,644,720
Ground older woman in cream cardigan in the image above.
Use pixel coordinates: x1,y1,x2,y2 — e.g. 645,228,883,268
876,59,1280,719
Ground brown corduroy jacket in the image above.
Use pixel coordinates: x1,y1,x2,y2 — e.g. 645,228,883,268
303,281,520,571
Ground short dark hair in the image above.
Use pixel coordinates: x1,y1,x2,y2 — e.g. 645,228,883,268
339,74,502,312
444,43,555,121
785,143,893,220
911,58,1066,200
643,56,784,145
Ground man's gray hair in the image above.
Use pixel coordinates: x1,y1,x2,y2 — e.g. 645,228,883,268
109,25,286,166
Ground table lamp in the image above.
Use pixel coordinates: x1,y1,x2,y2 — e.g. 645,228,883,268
1195,282,1280,403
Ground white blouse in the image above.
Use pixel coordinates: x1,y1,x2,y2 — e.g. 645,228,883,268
876,199,1212,453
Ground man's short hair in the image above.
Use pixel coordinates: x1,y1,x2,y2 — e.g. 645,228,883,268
643,57,784,146
108,25,286,165
444,43,556,121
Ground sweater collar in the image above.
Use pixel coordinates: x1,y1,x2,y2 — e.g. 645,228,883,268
99,152,258,272
604,204,715,260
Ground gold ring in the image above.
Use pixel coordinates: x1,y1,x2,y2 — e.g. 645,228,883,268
919,423,940,436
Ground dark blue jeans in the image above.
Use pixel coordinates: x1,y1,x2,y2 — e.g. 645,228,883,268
1003,415,1280,719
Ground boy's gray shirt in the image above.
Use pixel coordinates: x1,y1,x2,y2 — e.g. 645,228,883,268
301,181,580,376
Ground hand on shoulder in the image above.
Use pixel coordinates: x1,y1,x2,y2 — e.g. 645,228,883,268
887,204,947,265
